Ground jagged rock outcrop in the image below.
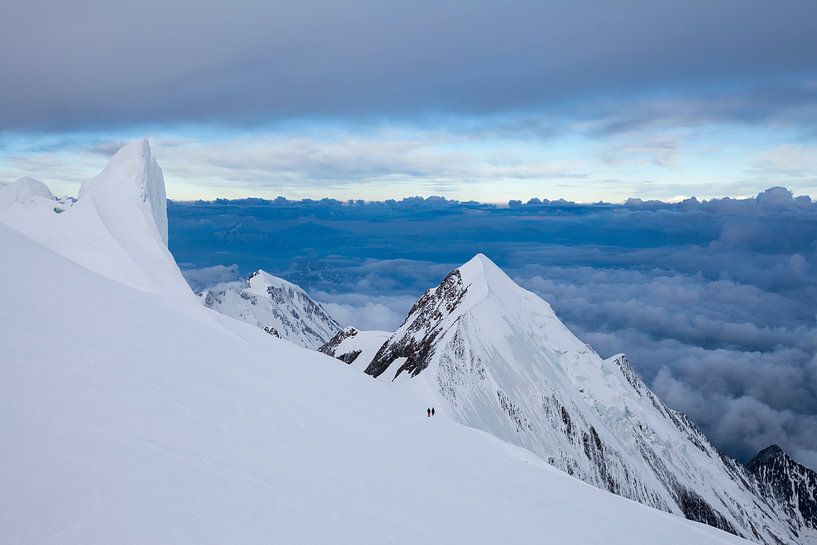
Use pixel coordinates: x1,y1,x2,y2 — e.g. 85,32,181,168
366,269,467,379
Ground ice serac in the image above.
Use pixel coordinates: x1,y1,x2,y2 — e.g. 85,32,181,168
357,253,803,545
0,139,193,301
201,270,341,348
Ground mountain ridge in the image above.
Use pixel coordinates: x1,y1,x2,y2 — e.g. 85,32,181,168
323,253,813,545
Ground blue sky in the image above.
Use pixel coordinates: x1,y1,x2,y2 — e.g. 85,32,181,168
1,1,816,202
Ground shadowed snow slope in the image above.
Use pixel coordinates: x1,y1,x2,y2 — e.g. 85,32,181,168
0,143,751,544
201,270,341,348
355,253,805,545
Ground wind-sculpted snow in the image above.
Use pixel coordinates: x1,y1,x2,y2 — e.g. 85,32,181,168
201,270,341,348
79,139,168,245
348,253,811,545
0,139,192,301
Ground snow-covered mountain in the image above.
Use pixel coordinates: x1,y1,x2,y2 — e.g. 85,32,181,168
200,270,341,348
322,253,812,545
749,445,817,542
2,140,756,545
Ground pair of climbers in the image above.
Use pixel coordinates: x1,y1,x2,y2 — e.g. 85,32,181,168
426,407,436,417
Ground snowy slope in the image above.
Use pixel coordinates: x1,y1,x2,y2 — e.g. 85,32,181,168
352,254,800,545
201,270,341,348
319,326,391,368
6,211,760,544
0,140,193,302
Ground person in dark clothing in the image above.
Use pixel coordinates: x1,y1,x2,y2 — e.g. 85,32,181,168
427,408,431,417
431,407,435,416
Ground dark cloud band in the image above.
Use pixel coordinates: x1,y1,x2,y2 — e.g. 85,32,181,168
2,1,817,129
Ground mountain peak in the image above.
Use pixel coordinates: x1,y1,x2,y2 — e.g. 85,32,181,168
457,253,511,287
246,269,300,295
460,252,492,269
203,270,340,348
748,444,817,533
79,139,168,245
364,253,570,380
760,444,785,457
748,445,788,468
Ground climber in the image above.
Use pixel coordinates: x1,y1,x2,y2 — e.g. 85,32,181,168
427,408,431,417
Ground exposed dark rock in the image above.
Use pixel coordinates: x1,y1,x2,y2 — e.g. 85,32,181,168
337,350,362,364
497,390,531,432
749,445,817,533
319,327,358,357
365,269,468,380
560,405,573,437
676,487,737,535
